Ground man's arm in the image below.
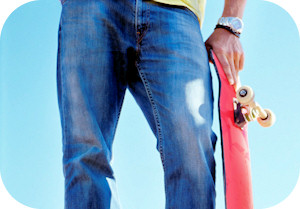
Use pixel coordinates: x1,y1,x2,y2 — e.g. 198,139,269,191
205,0,247,87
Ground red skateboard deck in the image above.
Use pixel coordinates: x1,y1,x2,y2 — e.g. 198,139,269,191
209,50,254,209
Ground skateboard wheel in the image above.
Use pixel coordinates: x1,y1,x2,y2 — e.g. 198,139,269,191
257,109,276,127
236,86,254,105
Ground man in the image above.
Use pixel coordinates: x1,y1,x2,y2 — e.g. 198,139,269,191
56,0,246,208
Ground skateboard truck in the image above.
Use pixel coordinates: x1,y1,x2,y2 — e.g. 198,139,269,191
234,85,276,128
233,98,247,128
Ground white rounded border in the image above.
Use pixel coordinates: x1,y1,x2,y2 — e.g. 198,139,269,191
0,0,299,208
0,173,35,208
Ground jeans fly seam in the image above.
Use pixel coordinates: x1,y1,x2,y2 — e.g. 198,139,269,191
137,3,150,44
135,0,138,35
134,60,166,171
135,3,165,170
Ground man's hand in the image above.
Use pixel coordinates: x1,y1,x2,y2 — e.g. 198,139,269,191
205,0,247,87
205,28,244,87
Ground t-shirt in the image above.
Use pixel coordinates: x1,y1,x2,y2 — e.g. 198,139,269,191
152,0,206,26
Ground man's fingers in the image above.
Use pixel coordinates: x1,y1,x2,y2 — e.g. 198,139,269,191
217,54,234,85
229,57,237,85
239,52,245,70
234,53,240,72
206,28,245,86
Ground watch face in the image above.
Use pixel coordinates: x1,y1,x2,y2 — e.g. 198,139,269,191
231,19,243,31
218,17,244,33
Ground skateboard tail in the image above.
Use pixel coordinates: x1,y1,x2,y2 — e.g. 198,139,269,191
209,50,254,209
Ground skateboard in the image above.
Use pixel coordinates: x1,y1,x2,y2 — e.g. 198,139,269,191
209,50,275,209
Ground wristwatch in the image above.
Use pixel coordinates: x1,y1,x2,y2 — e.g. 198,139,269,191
216,17,244,36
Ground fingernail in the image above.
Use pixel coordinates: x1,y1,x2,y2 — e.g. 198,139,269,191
229,79,234,85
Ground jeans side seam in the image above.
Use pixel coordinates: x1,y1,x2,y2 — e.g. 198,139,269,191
110,91,127,151
60,0,67,6
58,19,67,163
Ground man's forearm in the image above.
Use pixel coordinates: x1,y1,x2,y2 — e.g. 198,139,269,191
222,0,247,18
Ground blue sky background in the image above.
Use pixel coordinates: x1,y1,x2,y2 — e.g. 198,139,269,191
0,0,299,209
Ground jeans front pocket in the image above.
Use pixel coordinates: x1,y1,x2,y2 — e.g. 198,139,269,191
182,7,199,23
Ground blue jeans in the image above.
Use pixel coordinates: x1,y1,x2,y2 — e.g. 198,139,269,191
57,0,217,208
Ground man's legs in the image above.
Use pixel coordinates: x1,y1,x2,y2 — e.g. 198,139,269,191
57,0,217,208
56,0,136,208
128,2,217,209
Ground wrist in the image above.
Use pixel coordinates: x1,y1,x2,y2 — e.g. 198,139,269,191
214,25,240,38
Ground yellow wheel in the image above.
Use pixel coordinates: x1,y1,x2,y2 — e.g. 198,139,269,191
257,109,276,127
236,86,254,105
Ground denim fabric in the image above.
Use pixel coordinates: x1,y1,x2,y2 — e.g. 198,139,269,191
57,0,217,208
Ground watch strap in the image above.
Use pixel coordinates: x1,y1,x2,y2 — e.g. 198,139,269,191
215,24,241,38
